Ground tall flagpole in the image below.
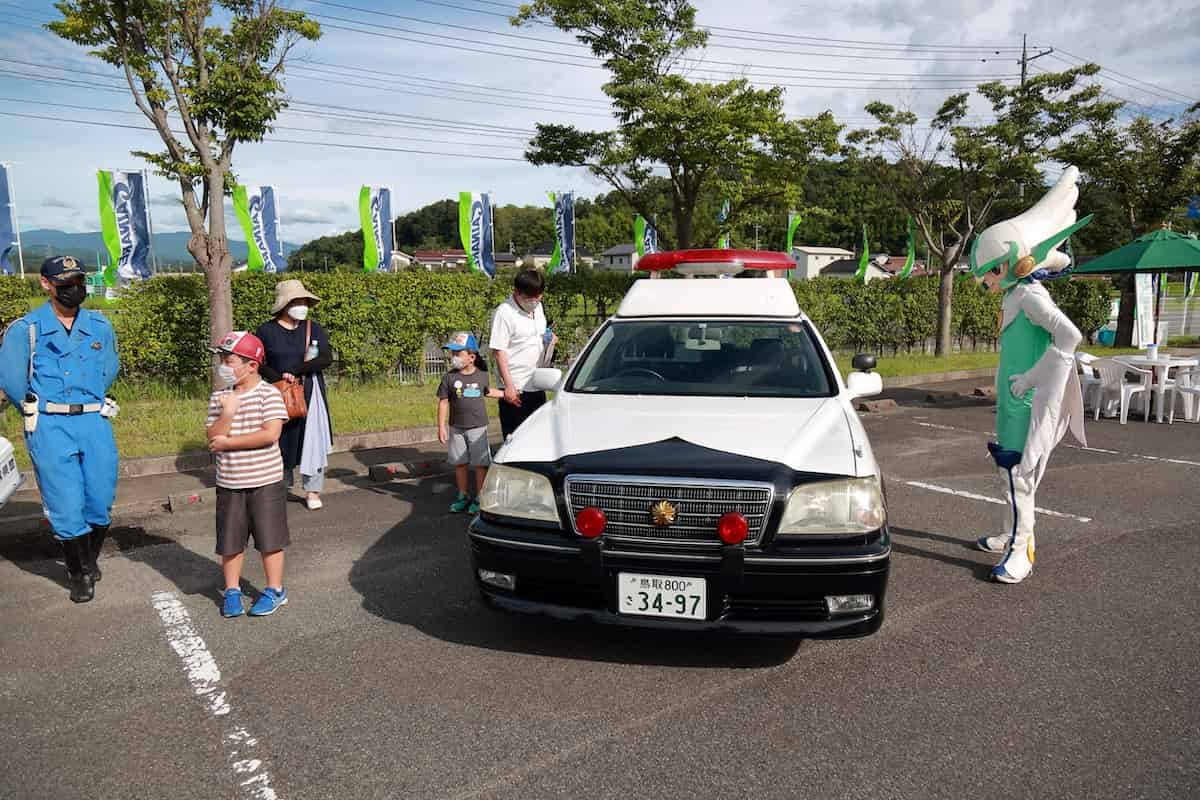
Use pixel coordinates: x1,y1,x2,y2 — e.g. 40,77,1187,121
4,162,26,277
142,168,158,275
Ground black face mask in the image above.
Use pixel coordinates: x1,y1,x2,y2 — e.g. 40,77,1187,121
55,283,87,309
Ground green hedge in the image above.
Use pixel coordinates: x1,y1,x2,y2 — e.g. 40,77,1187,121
0,271,1113,380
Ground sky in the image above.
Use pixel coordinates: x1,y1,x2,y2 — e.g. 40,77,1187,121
0,0,1196,246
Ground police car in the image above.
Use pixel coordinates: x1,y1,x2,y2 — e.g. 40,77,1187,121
0,435,23,508
469,250,890,637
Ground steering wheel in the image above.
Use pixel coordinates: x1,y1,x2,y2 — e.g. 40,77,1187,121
615,367,667,381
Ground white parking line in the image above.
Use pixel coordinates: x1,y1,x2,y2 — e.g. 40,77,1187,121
152,592,280,800
911,421,1200,468
900,480,1093,523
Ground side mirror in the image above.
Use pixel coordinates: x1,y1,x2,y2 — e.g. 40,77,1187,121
851,353,877,372
845,371,883,400
528,367,563,392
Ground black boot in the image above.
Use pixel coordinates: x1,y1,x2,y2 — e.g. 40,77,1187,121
61,538,95,603
89,525,109,582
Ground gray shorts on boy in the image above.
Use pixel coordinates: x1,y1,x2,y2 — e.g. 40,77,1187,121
447,425,491,466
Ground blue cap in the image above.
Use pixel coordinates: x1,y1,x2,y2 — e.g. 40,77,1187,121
40,255,89,281
444,331,479,352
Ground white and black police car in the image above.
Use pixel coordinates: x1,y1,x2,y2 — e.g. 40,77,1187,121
469,249,890,637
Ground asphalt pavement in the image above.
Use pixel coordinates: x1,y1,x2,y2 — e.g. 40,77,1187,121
1,397,1198,800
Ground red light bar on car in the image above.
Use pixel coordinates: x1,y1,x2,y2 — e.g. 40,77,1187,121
638,249,796,276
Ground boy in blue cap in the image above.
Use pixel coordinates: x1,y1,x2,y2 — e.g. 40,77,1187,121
436,332,502,514
0,256,120,603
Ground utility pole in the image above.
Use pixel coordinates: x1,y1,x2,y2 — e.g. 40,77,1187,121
1017,33,1054,200
753,224,762,250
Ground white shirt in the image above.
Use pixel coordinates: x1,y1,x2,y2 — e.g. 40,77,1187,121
489,296,546,391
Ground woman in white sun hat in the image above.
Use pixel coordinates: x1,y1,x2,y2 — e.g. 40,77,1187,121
256,279,334,510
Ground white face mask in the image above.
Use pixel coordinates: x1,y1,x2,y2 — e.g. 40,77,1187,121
287,305,310,321
217,364,240,386
450,355,467,370
516,296,540,314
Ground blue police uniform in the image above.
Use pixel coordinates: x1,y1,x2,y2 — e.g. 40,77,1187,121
0,275,120,542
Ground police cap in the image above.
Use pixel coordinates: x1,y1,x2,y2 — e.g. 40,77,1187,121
41,256,89,282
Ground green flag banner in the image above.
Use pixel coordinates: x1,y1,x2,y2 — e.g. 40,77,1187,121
233,185,264,273
96,170,119,287
898,216,916,279
718,234,730,249
359,186,378,272
854,223,870,282
785,212,802,253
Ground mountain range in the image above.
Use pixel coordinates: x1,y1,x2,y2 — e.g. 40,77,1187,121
11,229,302,269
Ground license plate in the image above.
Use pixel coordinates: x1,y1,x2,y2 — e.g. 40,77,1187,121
618,573,707,620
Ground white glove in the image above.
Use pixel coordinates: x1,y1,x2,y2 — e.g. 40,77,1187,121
1009,373,1032,398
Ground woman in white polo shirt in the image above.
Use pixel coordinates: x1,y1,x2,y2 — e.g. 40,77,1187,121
489,269,555,438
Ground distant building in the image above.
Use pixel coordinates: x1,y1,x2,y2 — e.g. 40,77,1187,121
598,243,638,272
494,251,521,270
524,241,595,270
411,249,524,271
819,256,890,283
390,251,413,271
412,249,468,270
790,246,854,280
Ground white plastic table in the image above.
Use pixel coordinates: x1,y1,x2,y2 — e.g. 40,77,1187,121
1112,354,1199,423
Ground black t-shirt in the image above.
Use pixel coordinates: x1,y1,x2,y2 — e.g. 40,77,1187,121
436,369,490,429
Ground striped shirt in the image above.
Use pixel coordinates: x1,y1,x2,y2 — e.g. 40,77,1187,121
206,380,289,489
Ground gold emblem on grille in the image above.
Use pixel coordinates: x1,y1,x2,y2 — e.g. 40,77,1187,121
650,500,677,527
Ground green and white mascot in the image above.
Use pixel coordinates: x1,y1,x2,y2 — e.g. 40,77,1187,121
968,166,1092,584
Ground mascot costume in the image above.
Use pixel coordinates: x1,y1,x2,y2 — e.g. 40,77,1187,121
968,166,1092,584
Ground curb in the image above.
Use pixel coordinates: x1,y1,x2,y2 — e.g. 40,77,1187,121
881,367,997,388
165,457,453,514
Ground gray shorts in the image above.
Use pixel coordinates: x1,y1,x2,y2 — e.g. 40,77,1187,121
215,482,290,556
447,425,491,466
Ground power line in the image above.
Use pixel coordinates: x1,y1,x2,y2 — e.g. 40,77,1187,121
0,95,532,150
300,57,613,108
288,65,614,118
398,0,1022,53
0,64,541,138
1046,50,1196,106
0,108,530,160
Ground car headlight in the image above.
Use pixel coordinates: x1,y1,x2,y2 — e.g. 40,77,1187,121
777,477,886,535
478,465,560,523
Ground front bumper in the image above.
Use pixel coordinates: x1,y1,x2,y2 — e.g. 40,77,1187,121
469,516,889,638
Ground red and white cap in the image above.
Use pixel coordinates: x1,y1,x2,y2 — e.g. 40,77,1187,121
210,331,266,363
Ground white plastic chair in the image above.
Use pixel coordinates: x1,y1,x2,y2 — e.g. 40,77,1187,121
1075,352,1101,411
1091,358,1152,424
1167,365,1200,423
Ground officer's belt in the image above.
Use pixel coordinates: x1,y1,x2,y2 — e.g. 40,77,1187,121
43,402,102,415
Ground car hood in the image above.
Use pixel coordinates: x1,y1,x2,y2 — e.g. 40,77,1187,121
496,393,863,476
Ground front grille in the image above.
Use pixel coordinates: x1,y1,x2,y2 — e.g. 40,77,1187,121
564,475,773,547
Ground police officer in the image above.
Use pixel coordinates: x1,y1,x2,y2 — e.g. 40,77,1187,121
0,256,120,603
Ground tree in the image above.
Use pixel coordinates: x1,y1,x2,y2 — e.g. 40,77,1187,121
847,66,1119,355
49,0,319,356
1059,112,1200,345
513,0,839,249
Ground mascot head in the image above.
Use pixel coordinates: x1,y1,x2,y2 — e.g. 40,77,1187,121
969,166,1093,291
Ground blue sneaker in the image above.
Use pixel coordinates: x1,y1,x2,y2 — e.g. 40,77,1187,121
222,588,245,618
249,587,288,616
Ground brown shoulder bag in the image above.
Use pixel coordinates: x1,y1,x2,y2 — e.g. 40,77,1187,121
273,320,310,419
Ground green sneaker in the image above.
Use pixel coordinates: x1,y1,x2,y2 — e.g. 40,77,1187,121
449,492,470,513
467,497,481,514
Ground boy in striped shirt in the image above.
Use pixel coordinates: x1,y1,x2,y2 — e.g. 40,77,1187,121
206,331,291,618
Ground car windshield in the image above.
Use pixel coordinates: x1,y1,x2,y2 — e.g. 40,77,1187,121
566,320,835,398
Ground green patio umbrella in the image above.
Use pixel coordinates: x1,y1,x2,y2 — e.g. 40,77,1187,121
1072,228,1200,275
1072,228,1200,338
